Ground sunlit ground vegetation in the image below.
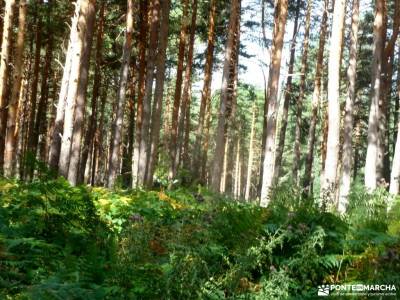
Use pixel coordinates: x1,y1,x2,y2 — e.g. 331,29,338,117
1,169,399,299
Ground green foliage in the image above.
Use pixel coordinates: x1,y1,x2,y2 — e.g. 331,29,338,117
1,179,399,299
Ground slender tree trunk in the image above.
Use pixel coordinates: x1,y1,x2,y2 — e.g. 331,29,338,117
146,0,171,186
26,13,42,162
0,0,15,173
48,2,81,170
259,0,289,206
273,0,301,182
292,0,312,185
59,0,95,180
201,93,212,183
390,121,400,195
132,0,149,187
182,87,191,168
32,35,53,161
4,0,26,177
364,0,385,191
92,83,108,185
234,137,240,198
221,137,229,193
193,0,216,179
176,0,198,172
394,48,400,154
390,99,400,195
107,0,134,188
67,0,96,185
338,0,360,212
210,0,240,192
377,0,399,184
303,0,329,194
44,70,60,163
321,0,346,204
78,2,104,184
137,0,160,185
245,101,257,201
168,0,189,180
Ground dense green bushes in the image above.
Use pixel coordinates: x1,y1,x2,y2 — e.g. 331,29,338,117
1,178,399,299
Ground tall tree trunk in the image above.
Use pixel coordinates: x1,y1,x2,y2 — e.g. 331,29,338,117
146,0,171,186
303,0,329,194
26,11,42,163
193,0,216,179
137,0,160,186
292,0,312,185
234,137,240,198
245,101,257,201
0,0,15,173
32,34,53,161
78,2,104,184
338,0,360,212
377,0,399,184
67,0,96,185
182,86,191,168
92,83,108,185
394,48,400,154
4,0,26,177
59,0,95,180
321,0,346,204
273,0,301,182
221,137,229,193
132,0,149,187
390,98,400,195
48,1,81,170
30,2,53,164
168,0,189,180
201,93,212,183
259,0,289,206
210,0,240,192
107,0,134,188
364,0,385,191
176,0,198,172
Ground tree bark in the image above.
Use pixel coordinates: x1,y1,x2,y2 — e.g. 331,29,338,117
107,0,134,188
78,2,104,184
273,0,301,182
364,0,385,191
59,0,95,180
0,0,16,173
67,0,96,185
132,0,149,188
292,0,312,185
303,0,329,194
210,0,241,192
26,11,42,163
338,0,360,212
137,0,160,186
146,0,171,186
4,0,27,177
193,0,216,180
48,1,81,171
321,0,346,205
245,101,257,201
259,0,289,206
176,0,198,173
377,0,399,184
168,0,189,180
31,34,53,162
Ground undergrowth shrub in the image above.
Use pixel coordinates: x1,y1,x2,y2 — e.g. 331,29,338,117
0,178,398,299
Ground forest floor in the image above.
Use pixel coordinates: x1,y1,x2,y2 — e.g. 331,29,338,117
1,176,399,299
